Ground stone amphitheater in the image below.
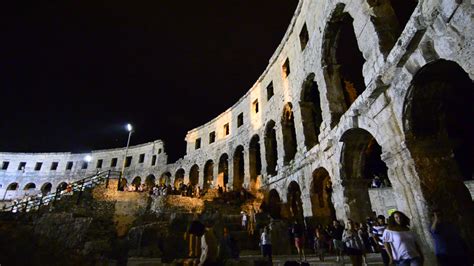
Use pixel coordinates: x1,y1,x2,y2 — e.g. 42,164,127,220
1,0,473,263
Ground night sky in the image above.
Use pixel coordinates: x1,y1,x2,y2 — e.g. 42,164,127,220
0,1,299,162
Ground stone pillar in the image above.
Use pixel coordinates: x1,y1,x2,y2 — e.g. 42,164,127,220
228,154,235,190
198,163,205,189
243,145,251,189
274,123,285,172
213,161,219,188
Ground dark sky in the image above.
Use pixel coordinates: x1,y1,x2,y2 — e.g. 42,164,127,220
0,1,298,162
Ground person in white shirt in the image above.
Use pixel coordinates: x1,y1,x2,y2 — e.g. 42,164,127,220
383,211,424,266
260,226,272,264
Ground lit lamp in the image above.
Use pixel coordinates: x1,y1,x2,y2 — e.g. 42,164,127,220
119,123,133,190
84,155,92,163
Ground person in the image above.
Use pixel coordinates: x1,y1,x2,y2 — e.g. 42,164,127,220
241,211,248,229
371,176,382,188
330,220,345,262
343,220,365,266
199,224,218,266
260,225,272,264
248,206,256,236
430,209,471,266
314,226,328,261
371,215,390,265
292,221,306,262
382,211,424,266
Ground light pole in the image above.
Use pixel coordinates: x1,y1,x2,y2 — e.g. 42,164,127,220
119,123,133,190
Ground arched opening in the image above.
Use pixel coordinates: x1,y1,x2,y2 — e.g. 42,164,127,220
287,181,304,223
249,135,262,191
189,164,199,186
282,103,298,165
57,182,68,191
7,182,18,191
145,174,156,189
132,176,142,191
203,160,214,190
341,128,389,222
233,145,245,191
264,120,278,176
322,4,366,127
390,0,417,36
41,183,52,195
159,172,171,186
310,168,336,224
217,154,229,188
300,73,323,150
366,0,418,55
403,59,474,246
24,183,36,190
174,168,185,189
267,189,282,219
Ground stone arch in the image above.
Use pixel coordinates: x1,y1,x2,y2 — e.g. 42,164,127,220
403,59,474,247
217,154,229,188
264,120,278,176
233,145,245,190
249,134,262,191
203,160,214,190
281,103,297,165
189,164,199,186
300,73,323,150
267,189,282,219
174,168,185,188
366,0,418,55
310,167,336,224
145,174,156,189
340,128,389,222
287,181,304,223
41,182,52,195
23,183,36,190
7,182,19,191
322,3,367,127
57,182,68,191
131,176,142,191
159,172,171,186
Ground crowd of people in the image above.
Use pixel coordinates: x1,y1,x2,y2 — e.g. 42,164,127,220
257,209,471,266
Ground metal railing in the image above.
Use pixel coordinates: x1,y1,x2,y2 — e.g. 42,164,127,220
1,170,121,213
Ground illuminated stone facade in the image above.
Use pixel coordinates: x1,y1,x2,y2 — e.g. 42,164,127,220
1,0,473,260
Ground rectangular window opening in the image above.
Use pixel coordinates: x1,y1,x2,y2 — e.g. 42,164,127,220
253,100,259,113
110,158,118,167
237,113,244,127
34,162,43,171
209,131,216,144
50,162,59,171
195,138,201,150
267,82,274,100
158,148,162,154
139,154,145,163
18,162,26,171
1,161,9,170
224,123,230,136
81,162,88,169
96,159,103,169
66,161,73,170
282,58,291,77
125,156,132,167
299,23,309,50
151,155,157,166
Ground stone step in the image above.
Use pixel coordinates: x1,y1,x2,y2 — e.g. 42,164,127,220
127,253,384,266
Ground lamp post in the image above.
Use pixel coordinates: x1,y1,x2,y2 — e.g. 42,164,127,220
119,123,133,190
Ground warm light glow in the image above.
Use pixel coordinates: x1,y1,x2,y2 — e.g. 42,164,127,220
84,155,92,162
126,123,133,132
